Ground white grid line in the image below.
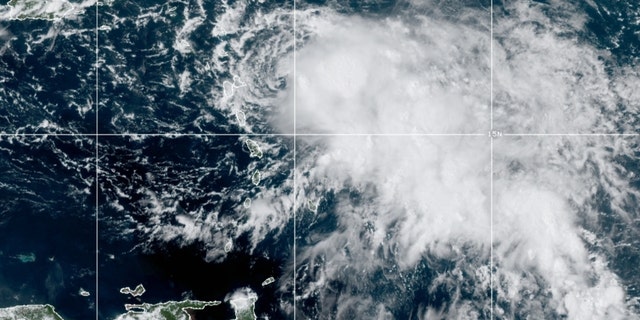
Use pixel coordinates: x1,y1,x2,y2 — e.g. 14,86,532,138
95,0,100,318
0,133,635,137
293,0,298,318
503,133,640,136
490,0,494,318
490,138,495,320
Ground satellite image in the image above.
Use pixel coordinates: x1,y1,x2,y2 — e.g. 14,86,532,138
0,0,638,319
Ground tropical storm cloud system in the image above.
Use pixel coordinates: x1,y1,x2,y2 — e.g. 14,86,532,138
0,0,639,319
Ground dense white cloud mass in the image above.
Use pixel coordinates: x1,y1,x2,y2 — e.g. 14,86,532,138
493,2,640,134
294,135,492,318
0,0,96,21
287,3,640,319
492,136,637,319
289,12,490,134
297,135,490,263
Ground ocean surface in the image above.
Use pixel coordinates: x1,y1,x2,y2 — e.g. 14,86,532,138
0,0,639,319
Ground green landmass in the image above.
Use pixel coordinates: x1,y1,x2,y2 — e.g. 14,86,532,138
116,300,221,320
251,170,261,186
0,299,224,320
244,139,263,159
0,304,64,320
230,296,257,320
307,200,318,212
119,284,146,297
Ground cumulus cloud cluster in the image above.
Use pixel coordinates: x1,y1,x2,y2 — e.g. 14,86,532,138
289,4,639,319
289,11,490,134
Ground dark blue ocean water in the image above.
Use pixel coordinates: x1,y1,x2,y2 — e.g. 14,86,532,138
96,0,292,135
0,136,96,319
0,15,96,134
96,135,293,319
0,0,638,318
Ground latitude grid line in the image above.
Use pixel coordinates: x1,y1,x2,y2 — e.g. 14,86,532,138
0,133,636,136
0,1,626,320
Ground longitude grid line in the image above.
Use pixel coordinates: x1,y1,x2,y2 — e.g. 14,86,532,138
292,0,297,319
490,0,494,318
95,0,100,318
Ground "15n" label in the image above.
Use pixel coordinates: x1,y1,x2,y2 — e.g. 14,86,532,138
489,130,502,138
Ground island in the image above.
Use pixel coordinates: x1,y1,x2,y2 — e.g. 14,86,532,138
222,76,246,98
120,284,146,297
261,277,275,287
232,76,247,89
230,295,257,320
244,139,263,159
0,304,64,320
224,239,233,253
116,300,221,320
307,200,318,212
13,252,36,263
251,170,261,186
235,111,246,126
223,83,234,98
0,294,253,320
